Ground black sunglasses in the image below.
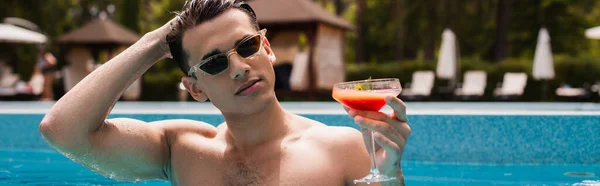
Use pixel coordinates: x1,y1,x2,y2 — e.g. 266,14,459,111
187,29,266,76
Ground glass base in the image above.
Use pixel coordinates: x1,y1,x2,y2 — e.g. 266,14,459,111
353,173,397,184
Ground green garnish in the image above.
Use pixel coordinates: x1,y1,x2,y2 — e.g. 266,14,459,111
355,77,372,91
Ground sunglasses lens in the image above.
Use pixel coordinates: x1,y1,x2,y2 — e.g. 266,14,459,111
199,55,229,75
236,35,261,57
195,33,262,76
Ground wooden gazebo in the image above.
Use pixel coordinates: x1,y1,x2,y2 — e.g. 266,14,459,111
57,18,141,100
248,0,354,91
58,18,140,57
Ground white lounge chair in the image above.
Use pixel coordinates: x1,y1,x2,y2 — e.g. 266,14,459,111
555,83,590,101
0,64,21,97
454,70,487,99
494,72,528,100
400,71,435,100
0,72,44,98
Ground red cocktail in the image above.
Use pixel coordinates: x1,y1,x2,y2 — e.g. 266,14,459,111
332,90,397,111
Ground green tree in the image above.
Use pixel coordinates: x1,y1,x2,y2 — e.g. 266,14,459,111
118,0,142,33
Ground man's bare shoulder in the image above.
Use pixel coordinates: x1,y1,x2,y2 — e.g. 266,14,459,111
148,119,218,139
294,116,363,149
295,116,370,181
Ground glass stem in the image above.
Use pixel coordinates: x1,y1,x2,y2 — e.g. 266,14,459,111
368,129,380,175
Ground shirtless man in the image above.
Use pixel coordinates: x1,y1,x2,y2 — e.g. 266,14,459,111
39,0,411,185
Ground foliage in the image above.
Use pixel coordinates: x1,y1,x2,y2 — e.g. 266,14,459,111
337,0,600,63
142,59,184,101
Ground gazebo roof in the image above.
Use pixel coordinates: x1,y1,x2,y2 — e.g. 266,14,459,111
58,18,140,45
248,0,354,30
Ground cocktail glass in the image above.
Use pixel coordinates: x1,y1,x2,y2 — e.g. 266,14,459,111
332,78,402,184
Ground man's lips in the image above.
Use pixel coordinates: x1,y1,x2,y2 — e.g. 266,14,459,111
235,79,261,95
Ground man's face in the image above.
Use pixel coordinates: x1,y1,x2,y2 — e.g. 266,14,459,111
181,8,277,114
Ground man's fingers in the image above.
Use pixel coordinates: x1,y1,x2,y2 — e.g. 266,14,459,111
349,109,390,122
385,95,408,122
350,109,410,141
349,108,410,140
395,123,411,141
343,106,351,113
373,132,401,155
354,116,405,146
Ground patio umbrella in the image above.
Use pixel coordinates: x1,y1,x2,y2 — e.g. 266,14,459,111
3,17,40,32
585,26,600,39
532,27,554,100
0,23,47,44
533,28,554,80
436,28,460,87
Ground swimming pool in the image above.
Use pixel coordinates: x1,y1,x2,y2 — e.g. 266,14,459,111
1,102,599,185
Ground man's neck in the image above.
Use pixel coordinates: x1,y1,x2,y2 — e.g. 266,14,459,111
221,98,291,151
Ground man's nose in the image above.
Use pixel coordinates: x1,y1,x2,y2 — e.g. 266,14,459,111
228,54,250,80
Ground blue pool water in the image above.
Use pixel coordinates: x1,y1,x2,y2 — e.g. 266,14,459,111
1,105,600,185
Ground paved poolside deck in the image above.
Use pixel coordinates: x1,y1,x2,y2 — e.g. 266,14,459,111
1,101,600,115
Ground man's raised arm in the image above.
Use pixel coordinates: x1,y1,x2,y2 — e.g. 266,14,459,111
39,21,174,181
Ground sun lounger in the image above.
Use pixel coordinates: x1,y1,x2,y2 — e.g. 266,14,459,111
400,71,435,100
454,70,487,100
494,72,528,100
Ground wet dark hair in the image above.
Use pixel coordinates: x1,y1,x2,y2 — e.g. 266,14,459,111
166,0,259,76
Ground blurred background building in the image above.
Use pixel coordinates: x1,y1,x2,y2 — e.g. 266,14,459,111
1,0,600,102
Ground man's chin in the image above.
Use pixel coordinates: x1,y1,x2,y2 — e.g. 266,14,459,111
216,94,274,113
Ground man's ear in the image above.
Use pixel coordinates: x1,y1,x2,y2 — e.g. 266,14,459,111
262,38,276,64
181,76,208,102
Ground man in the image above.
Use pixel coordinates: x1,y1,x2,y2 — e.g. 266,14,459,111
37,49,57,101
39,0,411,185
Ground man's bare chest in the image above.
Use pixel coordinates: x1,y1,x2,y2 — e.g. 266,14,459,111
168,139,346,186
